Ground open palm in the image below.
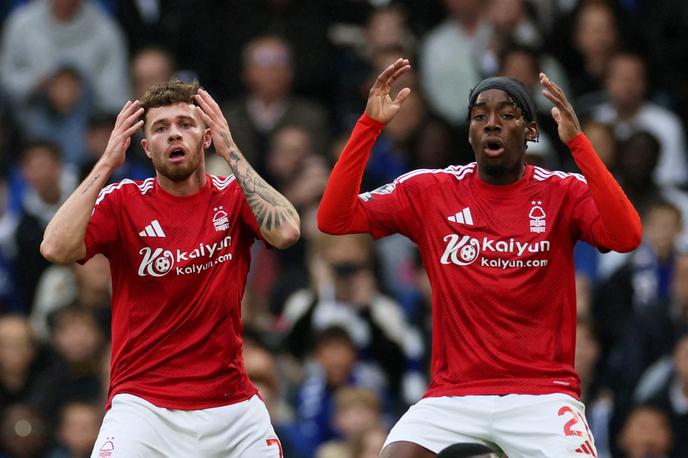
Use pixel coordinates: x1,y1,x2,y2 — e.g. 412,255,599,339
365,58,412,124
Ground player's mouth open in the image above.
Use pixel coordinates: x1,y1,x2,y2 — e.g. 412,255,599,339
169,147,186,162
484,139,504,157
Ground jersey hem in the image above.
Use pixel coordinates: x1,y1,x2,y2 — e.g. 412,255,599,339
423,383,580,401
106,386,259,411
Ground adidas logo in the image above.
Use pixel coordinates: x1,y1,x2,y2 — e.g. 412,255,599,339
139,220,166,238
575,440,596,456
447,207,473,225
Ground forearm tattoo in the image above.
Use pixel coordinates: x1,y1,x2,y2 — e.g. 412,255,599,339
81,174,101,194
225,141,297,231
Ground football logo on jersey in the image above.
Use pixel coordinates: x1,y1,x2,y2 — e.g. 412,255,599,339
440,233,551,268
212,206,230,232
138,247,175,277
529,201,546,233
440,234,480,265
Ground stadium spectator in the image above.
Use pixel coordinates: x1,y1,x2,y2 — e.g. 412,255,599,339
593,52,688,187
644,334,688,458
319,387,384,456
293,326,385,457
331,5,417,125
31,305,105,417
31,254,110,342
616,404,673,458
419,0,487,126
222,35,329,177
45,400,102,458
282,232,423,404
565,1,619,110
616,132,688,249
14,141,76,311
0,0,130,112
0,315,42,407
352,425,388,458
130,46,176,102
595,200,683,364
15,65,94,168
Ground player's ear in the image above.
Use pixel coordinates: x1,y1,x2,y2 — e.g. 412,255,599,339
525,122,539,142
203,129,212,150
141,139,152,159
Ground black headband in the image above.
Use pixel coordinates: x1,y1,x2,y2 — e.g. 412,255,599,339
467,77,536,124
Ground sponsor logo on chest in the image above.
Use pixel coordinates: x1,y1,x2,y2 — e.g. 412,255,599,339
135,218,234,277
440,201,551,269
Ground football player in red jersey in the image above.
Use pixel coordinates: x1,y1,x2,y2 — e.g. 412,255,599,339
40,80,299,457
318,58,641,457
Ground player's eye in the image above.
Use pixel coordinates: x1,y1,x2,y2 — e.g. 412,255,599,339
472,113,486,121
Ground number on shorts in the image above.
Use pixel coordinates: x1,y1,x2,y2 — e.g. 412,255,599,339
558,406,583,437
558,406,597,457
266,438,283,458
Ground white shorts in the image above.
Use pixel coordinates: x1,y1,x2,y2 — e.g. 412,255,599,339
91,394,282,458
384,393,597,458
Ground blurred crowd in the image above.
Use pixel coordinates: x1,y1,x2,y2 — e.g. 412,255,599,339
0,0,686,457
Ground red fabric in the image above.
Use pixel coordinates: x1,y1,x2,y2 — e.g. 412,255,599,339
317,114,383,234
567,133,642,251
83,176,259,409
318,117,641,399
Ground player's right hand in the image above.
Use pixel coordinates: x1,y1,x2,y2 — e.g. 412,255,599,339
364,58,412,124
101,100,144,170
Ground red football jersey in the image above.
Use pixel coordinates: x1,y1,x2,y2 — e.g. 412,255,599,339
359,163,604,399
82,175,259,409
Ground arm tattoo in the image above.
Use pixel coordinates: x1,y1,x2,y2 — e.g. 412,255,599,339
81,174,101,194
226,144,297,232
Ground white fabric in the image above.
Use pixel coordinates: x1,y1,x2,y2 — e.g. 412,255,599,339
420,20,489,125
383,394,597,458
91,394,281,458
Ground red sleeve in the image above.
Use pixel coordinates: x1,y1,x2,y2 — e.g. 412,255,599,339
317,114,384,234
568,133,642,252
80,185,120,264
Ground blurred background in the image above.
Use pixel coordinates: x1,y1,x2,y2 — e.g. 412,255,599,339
0,0,686,457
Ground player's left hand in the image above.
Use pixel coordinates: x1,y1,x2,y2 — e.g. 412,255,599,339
540,73,581,143
194,88,236,161
365,58,412,124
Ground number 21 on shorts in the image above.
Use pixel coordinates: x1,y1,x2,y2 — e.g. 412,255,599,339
558,406,597,457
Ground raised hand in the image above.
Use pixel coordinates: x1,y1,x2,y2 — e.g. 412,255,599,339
195,87,300,248
365,58,412,124
101,100,144,170
194,88,235,161
540,73,581,143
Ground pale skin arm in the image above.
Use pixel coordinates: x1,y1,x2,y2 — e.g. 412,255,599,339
40,101,144,264
194,89,300,249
